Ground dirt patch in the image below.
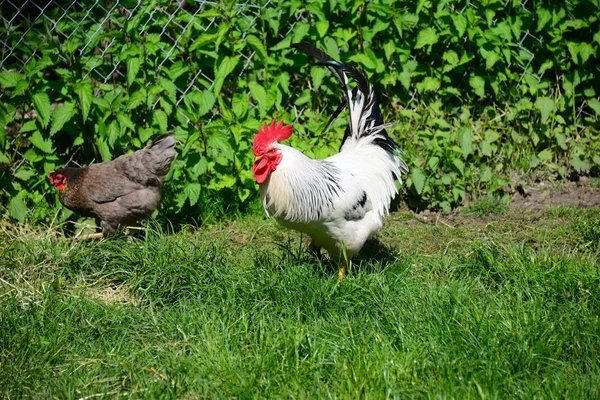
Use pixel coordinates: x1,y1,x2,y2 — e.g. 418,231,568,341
399,176,600,229
507,176,600,211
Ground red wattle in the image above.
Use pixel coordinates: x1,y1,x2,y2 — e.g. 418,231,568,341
253,158,272,184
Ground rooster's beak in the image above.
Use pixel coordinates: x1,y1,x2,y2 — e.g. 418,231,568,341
254,155,263,162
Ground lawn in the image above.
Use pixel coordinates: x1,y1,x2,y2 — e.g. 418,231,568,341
1,206,599,398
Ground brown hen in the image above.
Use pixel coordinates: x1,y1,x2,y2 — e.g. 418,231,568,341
49,134,177,237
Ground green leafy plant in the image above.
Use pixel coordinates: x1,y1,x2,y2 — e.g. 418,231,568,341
1,0,599,227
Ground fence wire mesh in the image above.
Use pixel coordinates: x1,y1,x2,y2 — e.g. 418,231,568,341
2,0,566,105
1,0,277,107
1,2,597,161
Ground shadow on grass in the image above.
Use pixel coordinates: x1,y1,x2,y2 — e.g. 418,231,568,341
266,236,400,279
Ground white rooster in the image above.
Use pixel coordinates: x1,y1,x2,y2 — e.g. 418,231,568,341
252,43,408,280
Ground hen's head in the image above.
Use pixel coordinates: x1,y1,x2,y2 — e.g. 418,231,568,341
48,171,67,191
252,119,292,184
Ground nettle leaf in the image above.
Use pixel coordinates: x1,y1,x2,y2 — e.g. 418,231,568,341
271,36,291,52
419,77,440,93
452,158,465,176
232,93,248,118
213,56,240,95
383,40,396,60
139,127,153,143
189,32,218,51
588,98,600,116
107,120,120,147
95,137,112,162
191,157,208,178
310,66,326,89
482,48,501,69
184,182,201,206
19,120,37,133
50,102,76,135
292,21,310,43
536,7,551,31
127,88,146,110
207,130,234,161
457,127,473,158
398,71,411,90
117,112,135,132
8,195,28,223
452,14,467,37
249,81,267,116
538,148,553,161
159,77,177,103
415,27,439,49
443,50,459,66
567,42,580,64
316,20,329,38
469,75,485,98
238,187,251,202
0,72,25,88
571,155,591,173
197,90,216,117
350,53,376,70
411,168,426,194
0,103,15,126
246,34,267,61
153,109,168,133
578,42,594,64
29,131,53,153
127,57,141,85
168,61,189,80
209,174,236,190
33,92,52,128
75,81,93,122
480,166,492,182
323,37,340,61
534,96,554,123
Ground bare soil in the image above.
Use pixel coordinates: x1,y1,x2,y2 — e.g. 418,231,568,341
402,176,600,228
507,176,600,211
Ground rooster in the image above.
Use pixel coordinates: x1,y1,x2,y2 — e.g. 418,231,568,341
252,43,408,280
49,134,177,238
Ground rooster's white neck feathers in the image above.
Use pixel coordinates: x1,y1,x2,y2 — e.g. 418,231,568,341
260,144,343,222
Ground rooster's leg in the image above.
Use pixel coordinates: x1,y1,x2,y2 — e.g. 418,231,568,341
309,239,322,258
337,259,347,282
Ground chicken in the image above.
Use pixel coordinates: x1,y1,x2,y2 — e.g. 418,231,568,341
48,134,177,237
252,43,408,280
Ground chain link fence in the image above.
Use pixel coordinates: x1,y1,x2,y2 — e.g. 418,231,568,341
2,0,571,104
1,0,279,107
4,0,591,115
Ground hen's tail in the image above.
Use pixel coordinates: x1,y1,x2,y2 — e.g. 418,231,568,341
144,134,177,182
292,43,407,175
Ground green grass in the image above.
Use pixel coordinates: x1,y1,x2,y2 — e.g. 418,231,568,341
462,195,510,217
1,207,599,398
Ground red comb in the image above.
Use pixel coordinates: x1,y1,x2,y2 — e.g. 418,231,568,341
253,119,293,155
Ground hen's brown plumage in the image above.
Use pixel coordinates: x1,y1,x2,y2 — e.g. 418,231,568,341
49,134,177,236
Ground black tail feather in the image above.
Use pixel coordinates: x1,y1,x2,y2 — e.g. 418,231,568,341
293,43,399,154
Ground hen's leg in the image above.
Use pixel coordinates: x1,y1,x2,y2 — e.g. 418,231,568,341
77,232,104,240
